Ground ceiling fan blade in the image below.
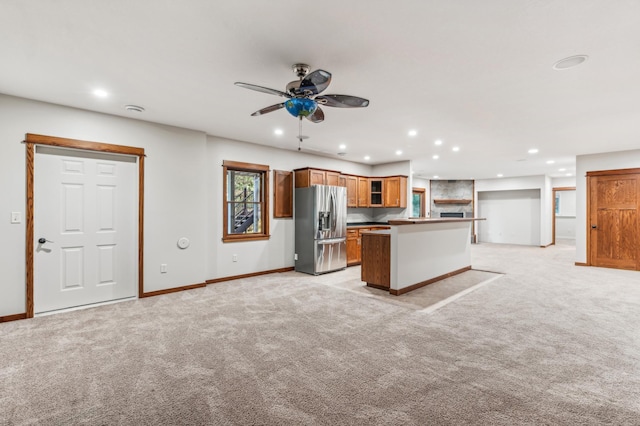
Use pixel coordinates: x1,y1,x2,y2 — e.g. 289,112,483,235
235,82,290,98
251,103,285,116
306,106,325,123
315,94,369,108
296,69,332,95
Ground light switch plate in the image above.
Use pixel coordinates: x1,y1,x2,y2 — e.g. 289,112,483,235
11,212,21,224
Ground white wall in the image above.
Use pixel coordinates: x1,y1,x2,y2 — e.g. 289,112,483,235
206,136,372,280
474,175,553,246
575,149,640,263
477,189,541,245
0,94,208,316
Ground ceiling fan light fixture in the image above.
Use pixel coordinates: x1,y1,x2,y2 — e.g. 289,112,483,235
285,98,317,118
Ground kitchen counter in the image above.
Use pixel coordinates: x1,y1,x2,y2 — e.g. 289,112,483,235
347,222,389,228
360,218,484,295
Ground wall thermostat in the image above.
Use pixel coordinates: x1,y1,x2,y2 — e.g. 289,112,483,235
177,237,190,249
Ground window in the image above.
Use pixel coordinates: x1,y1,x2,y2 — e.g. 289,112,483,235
222,160,270,242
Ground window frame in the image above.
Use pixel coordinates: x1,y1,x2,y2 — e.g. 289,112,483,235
222,160,270,243
412,187,426,218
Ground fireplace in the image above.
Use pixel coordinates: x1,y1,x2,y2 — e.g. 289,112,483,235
440,212,464,218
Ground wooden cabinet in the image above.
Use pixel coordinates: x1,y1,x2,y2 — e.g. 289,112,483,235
383,176,407,208
346,229,361,266
273,170,293,218
295,168,407,209
369,179,383,207
346,226,390,266
361,232,390,289
357,177,369,207
326,171,340,186
294,168,342,187
345,175,358,207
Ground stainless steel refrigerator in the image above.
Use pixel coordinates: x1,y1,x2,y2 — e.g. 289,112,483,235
295,185,347,275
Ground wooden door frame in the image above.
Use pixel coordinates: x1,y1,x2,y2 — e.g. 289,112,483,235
586,167,640,267
551,186,575,246
25,133,145,318
411,187,426,217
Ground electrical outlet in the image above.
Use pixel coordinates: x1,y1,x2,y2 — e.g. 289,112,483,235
294,253,298,261
160,264,167,273
232,254,238,262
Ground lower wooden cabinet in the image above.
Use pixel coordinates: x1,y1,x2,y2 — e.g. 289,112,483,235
361,232,390,289
347,229,360,266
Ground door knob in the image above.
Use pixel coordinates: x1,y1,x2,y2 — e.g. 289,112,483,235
38,237,54,244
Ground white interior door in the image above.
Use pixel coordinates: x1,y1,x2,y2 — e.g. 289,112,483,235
34,146,138,314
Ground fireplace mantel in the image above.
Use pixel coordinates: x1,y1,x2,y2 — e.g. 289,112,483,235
433,199,472,204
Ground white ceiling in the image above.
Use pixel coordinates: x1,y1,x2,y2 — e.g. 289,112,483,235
2,1,639,180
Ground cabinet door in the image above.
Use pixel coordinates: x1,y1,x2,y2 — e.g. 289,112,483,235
326,171,340,186
346,229,360,265
357,177,369,207
338,174,347,187
383,177,400,207
346,176,358,207
383,176,407,208
309,169,326,185
370,179,383,207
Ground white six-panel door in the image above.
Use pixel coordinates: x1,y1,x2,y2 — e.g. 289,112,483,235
34,146,138,314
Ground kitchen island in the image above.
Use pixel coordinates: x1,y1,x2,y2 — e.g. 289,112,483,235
361,218,485,295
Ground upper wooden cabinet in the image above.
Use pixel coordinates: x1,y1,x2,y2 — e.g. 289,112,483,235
383,176,407,208
357,177,369,207
294,168,407,209
345,175,358,207
294,168,342,187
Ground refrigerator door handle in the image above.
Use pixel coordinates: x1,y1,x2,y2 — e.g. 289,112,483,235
330,192,337,231
318,237,346,244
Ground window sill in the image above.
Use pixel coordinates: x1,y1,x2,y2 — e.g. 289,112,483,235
222,234,271,243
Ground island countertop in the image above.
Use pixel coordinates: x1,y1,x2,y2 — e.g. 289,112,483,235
387,217,485,225
361,219,481,295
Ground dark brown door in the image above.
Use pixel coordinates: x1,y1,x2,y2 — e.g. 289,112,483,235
588,170,640,270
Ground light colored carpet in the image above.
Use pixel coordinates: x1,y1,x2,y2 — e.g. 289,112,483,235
1,241,639,425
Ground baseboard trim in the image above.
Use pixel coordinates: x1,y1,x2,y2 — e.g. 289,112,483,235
140,282,207,298
575,262,589,267
390,266,472,296
206,267,295,284
0,313,28,323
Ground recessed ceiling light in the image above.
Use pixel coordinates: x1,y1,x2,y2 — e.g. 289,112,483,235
433,175,439,179
395,150,402,155
338,144,346,150
566,173,572,176
434,139,443,146
274,128,283,135
452,146,460,152
497,173,504,177
93,89,108,98
364,155,370,160
432,155,439,160
408,130,417,137
559,168,566,172
553,55,589,71
124,104,145,113
546,160,555,164
528,148,539,154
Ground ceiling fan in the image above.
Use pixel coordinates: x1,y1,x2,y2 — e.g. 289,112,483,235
234,64,369,124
